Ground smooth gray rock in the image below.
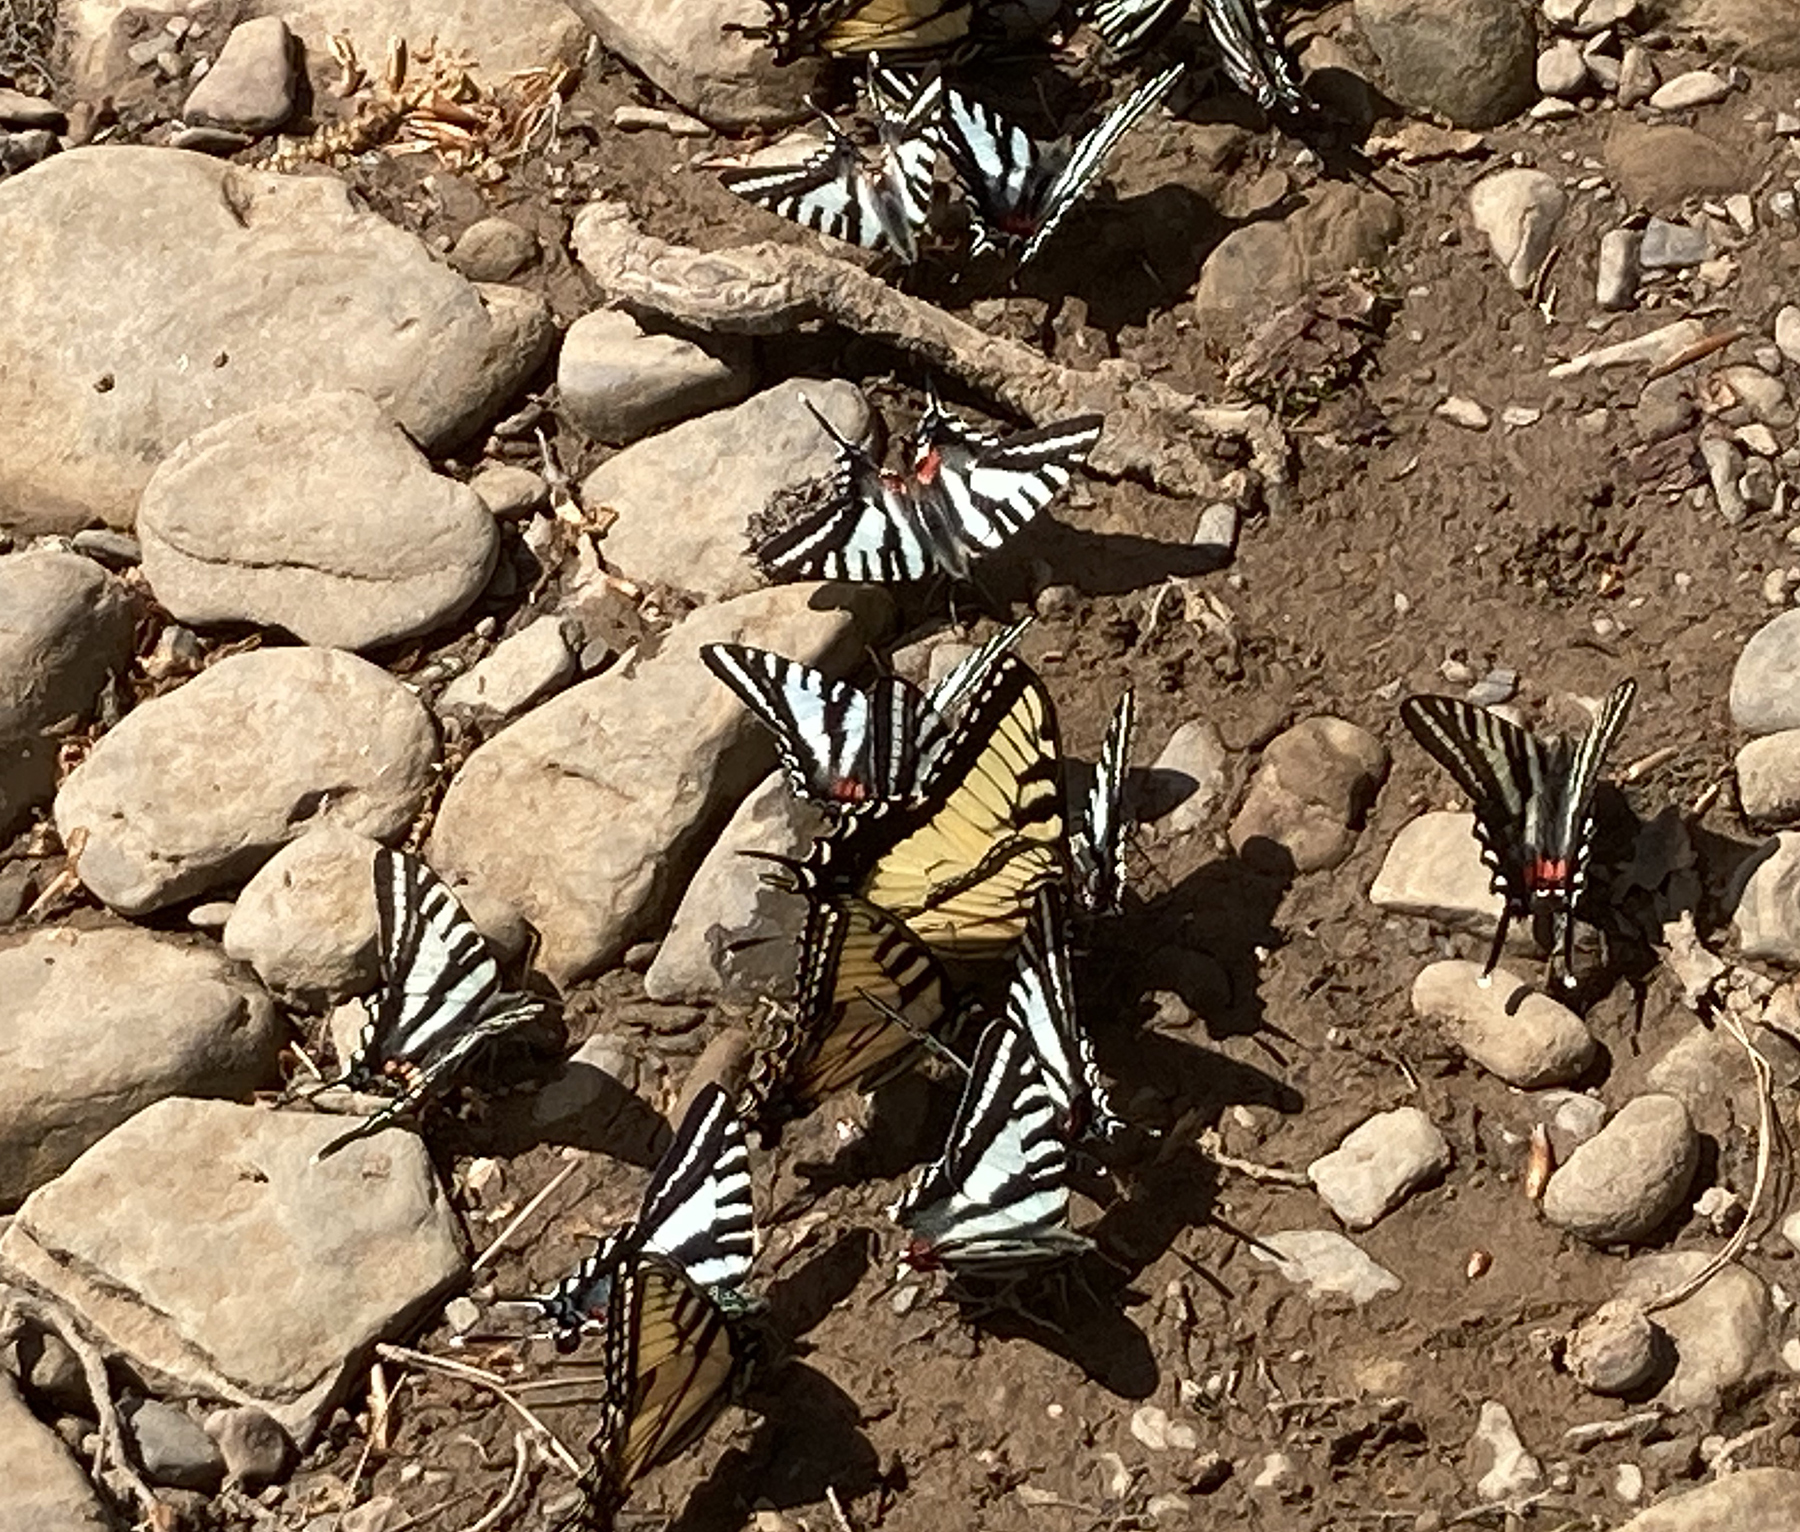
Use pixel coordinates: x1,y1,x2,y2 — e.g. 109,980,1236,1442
1469,1400,1543,1502
1228,716,1388,875
1776,306,1800,366
644,773,821,1005
1610,1470,1800,1532
1468,169,1566,290
561,0,820,128
0,148,553,533
1729,832,1800,964
1141,720,1230,836
439,616,578,721
1307,1107,1451,1230
182,17,297,133
0,926,280,1209
1355,0,1536,127
1639,218,1709,270
1194,181,1400,317
469,462,549,521
203,1405,292,1488
0,1098,466,1444
120,1397,225,1491
428,584,890,984
1566,1299,1663,1397
55,648,436,915
223,828,382,1007
0,549,136,836
559,308,753,445
1648,69,1731,110
1619,1252,1774,1410
1542,1094,1698,1245
584,378,870,601
1412,960,1598,1087
0,1374,110,1531
139,391,498,651
1597,228,1642,309
1533,1090,1609,1157
1732,612,1800,733
1538,40,1589,97
1736,732,1800,825
1370,812,1505,933
448,217,538,283
1248,1229,1401,1304
1647,1016,1800,1130
0,87,64,129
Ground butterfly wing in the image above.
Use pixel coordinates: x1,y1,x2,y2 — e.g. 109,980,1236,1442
753,411,937,584
1009,888,1119,1140
917,614,1035,787
634,1084,757,1292
937,87,1048,258
914,409,1103,571
843,655,1066,961
1083,0,1189,56
898,1013,1089,1271
1022,63,1183,264
1200,0,1304,113
720,131,909,258
580,1253,744,1528
1071,689,1135,917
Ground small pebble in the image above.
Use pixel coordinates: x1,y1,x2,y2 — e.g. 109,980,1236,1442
1614,1463,1645,1504
1565,1299,1663,1395
1640,219,1708,270
1596,228,1641,310
1436,396,1490,430
1648,70,1731,111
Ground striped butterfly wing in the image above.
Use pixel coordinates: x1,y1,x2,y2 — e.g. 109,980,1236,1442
761,896,955,1115
916,615,1035,787
701,643,924,809
1070,688,1135,917
1010,887,1120,1141
1199,0,1303,113
849,654,1066,962
898,1012,1091,1273
908,405,1103,579
941,68,1182,265
1084,0,1189,57
752,402,938,584
749,0,972,61
579,1254,744,1530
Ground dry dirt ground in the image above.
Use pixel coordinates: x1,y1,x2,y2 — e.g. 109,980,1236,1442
31,12,1800,1532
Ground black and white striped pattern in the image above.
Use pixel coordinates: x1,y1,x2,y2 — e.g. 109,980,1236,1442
1083,0,1187,56
754,392,1102,584
938,64,1182,266
1200,0,1303,113
719,68,942,262
1400,679,1636,989
897,1011,1092,1274
1010,888,1121,1142
700,620,1032,812
532,1084,756,1352
1070,688,1134,918
315,848,544,1160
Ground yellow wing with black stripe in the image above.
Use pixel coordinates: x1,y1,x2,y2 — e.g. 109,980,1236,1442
853,654,1065,962
575,1255,745,1531
753,0,973,60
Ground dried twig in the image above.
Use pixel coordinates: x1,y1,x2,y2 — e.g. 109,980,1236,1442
459,1431,533,1532
826,1485,857,1532
569,202,1289,510
0,1288,164,1526
375,1342,584,1477
1562,1407,1668,1450
472,1161,581,1274
1197,1127,1311,1187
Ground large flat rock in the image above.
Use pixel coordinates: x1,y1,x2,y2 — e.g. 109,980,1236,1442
0,1374,111,1531
0,147,553,532
0,1098,467,1444
0,926,280,1209
428,584,890,984
55,647,437,914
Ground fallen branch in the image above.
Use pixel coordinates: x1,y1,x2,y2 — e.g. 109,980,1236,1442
375,1342,585,1478
570,201,1289,510
471,1161,580,1274
459,1431,532,1532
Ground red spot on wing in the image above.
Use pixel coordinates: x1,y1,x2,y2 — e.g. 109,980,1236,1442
901,1237,943,1273
831,777,871,804
914,447,942,485
1525,857,1570,892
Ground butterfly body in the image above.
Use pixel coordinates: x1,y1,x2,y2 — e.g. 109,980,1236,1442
1399,680,1636,988
939,65,1182,265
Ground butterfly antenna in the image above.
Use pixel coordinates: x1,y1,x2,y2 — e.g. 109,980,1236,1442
311,1100,412,1164
797,392,868,459
858,987,972,1075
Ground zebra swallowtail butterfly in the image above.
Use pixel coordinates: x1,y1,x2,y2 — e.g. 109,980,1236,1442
528,1083,756,1353
312,847,548,1162
1011,886,1121,1142
937,64,1183,265
752,387,1102,584
1070,688,1135,918
718,65,942,263
895,1007,1092,1276
1082,0,1187,57
1399,679,1637,989
1200,0,1303,113
700,617,1031,813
